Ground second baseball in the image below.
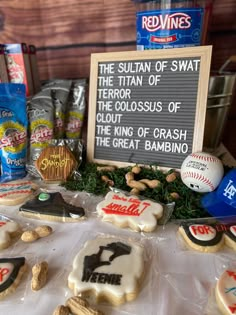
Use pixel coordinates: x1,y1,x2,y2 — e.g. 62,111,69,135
180,152,224,193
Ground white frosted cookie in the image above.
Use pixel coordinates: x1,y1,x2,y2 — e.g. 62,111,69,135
68,236,145,305
215,269,236,315
0,220,21,249
97,191,163,232
0,179,37,206
178,223,225,252
0,257,27,300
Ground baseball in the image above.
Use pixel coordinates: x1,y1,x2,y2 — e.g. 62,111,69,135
180,152,224,193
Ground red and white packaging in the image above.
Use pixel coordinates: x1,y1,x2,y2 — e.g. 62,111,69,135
4,43,34,96
28,44,41,94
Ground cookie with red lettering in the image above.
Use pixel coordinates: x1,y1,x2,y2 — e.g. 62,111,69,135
224,224,236,251
0,257,27,300
178,223,225,252
68,236,145,305
0,179,38,206
0,220,21,249
96,191,163,232
215,269,236,315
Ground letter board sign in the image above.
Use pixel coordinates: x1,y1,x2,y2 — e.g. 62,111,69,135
87,46,212,169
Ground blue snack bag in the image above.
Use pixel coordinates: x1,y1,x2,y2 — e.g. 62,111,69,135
0,84,27,182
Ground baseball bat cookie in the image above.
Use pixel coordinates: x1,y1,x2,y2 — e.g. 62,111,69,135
181,152,224,193
0,179,38,206
68,236,145,305
97,191,163,232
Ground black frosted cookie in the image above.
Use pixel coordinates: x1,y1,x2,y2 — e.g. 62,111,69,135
19,192,85,222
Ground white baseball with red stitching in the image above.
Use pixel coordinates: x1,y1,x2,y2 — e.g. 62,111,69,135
180,152,224,193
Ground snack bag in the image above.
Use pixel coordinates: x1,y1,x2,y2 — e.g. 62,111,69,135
27,89,55,177
65,79,87,139
42,79,72,138
0,84,27,182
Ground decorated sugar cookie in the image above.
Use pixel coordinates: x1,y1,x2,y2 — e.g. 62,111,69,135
0,257,27,300
35,145,77,182
68,236,144,305
179,222,236,253
0,220,21,249
178,223,225,252
224,225,236,251
0,179,37,206
97,191,163,232
19,192,85,222
216,269,236,315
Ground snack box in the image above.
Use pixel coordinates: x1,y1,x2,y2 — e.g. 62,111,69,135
4,43,34,96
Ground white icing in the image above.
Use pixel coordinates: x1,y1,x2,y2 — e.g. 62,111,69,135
97,191,163,232
0,262,14,285
216,269,236,314
0,221,20,248
230,226,236,237
68,236,144,302
189,224,216,241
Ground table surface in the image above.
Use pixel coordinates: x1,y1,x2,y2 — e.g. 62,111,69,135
0,185,235,315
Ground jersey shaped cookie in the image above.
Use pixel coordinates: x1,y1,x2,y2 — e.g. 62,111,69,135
0,220,21,249
68,236,144,305
216,269,236,315
19,192,85,222
0,180,37,206
0,257,27,300
178,223,225,252
97,191,163,232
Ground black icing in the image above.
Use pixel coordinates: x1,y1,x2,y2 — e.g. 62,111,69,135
181,223,224,247
82,241,131,285
19,192,85,219
0,257,25,293
224,224,236,242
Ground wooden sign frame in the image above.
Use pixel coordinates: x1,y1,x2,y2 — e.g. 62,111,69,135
87,46,212,169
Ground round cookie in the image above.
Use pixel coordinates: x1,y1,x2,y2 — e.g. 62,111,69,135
0,179,37,206
178,223,225,252
97,191,163,232
215,269,236,315
68,236,145,305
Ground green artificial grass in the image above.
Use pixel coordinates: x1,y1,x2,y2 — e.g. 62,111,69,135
63,162,210,220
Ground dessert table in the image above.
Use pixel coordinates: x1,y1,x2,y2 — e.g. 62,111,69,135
0,185,235,315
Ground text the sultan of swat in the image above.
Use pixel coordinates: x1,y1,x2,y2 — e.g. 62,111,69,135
95,58,200,154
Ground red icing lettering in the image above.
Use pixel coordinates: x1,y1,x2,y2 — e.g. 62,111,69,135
102,200,149,216
0,222,6,227
228,305,236,313
0,268,9,282
227,270,236,281
191,225,215,235
215,224,228,232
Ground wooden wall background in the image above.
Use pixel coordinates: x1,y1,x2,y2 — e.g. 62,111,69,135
0,0,236,156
